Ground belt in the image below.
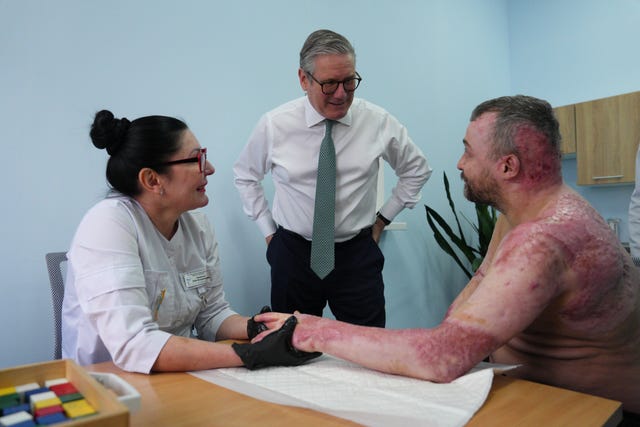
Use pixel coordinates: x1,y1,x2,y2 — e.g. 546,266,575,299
277,226,372,244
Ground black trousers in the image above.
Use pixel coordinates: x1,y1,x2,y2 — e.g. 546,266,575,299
619,411,640,427
267,226,386,327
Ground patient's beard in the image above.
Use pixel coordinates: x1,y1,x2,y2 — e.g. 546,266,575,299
463,172,501,210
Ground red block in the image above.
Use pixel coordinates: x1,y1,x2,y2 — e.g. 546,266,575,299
34,404,64,417
49,383,78,396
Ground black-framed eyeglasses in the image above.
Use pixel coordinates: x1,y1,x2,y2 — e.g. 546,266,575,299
160,148,207,173
307,71,362,95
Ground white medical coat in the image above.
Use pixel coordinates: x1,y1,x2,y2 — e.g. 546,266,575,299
61,195,236,373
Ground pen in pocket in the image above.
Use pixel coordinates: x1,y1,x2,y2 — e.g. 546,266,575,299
153,288,166,321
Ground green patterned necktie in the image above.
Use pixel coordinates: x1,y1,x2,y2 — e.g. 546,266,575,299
310,120,336,279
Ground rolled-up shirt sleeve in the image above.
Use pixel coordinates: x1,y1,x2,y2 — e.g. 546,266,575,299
379,114,432,221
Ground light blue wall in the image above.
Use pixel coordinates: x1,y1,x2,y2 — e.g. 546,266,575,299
508,0,640,243
0,0,510,368
1,0,636,369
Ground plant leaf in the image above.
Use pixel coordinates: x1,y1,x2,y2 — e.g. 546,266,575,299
459,210,483,257
425,205,475,263
476,204,497,255
426,207,473,279
471,257,483,272
443,172,467,245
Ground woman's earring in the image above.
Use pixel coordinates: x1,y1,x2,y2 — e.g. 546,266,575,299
160,188,165,196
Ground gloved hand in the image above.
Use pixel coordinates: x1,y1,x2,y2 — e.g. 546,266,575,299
233,316,322,370
246,305,271,339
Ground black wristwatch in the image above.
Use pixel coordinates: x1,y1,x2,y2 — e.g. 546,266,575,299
376,211,391,226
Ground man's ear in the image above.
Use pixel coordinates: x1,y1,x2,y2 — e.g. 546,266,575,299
499,154,520,178
298,68,309,92
138,167,163,195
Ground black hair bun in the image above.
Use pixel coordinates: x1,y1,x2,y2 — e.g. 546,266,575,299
90,109,131,155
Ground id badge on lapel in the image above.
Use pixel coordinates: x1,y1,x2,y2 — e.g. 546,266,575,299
181,268,211,290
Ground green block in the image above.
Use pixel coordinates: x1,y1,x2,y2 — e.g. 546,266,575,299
58,392,83,403
0,393,21,410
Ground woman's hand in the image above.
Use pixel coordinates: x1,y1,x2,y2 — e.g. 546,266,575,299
232,316,322,370
251,311,296,342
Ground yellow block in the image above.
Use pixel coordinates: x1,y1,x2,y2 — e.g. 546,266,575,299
63,399,96,418
34,396,62,410
0,386,17,397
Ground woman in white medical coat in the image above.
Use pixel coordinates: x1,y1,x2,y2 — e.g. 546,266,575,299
62,110,278,373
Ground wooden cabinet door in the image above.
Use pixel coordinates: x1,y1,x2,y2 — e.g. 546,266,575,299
575,91,640,185
554,104,576,155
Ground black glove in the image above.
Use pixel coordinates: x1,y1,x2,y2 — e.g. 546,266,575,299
246,305,271,339
233,316,322,370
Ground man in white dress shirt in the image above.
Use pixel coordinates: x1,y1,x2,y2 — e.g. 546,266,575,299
233,29,431,327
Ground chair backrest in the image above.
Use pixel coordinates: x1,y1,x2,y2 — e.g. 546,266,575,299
45,252,67,359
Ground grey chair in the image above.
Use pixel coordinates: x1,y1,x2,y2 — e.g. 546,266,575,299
45,252,67,359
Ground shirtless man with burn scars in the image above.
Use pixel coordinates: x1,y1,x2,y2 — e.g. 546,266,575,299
253,95,640,418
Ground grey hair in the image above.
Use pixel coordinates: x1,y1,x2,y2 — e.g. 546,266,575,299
470,95,561,160
299,29,356,74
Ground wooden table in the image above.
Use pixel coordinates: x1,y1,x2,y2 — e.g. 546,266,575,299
88,362,622,426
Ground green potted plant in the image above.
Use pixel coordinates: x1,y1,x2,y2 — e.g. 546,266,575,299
425,172,498,279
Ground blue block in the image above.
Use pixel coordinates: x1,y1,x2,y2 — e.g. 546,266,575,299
36,412,67,425
2,403,30,415
6,421,36,427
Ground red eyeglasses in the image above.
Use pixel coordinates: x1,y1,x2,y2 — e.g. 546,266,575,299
160,148,207,173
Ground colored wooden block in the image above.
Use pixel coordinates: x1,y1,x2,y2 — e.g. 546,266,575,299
0,388,16,398
33,397,62,411
35,412,67,425
33,404,63,418
62,399,96,418
1,403,29,416
0,410,33,426
58,392,83,403
0,394,19,404
43,378,67,388
49,382,77,396
6,421,36,427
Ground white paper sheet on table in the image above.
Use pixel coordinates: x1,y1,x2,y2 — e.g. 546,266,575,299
189,355,515,427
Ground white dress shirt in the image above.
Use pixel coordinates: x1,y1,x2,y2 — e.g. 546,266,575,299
234,96,432,241
61,195,236,373
629,146,640,258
